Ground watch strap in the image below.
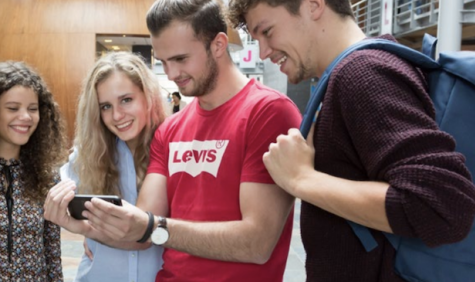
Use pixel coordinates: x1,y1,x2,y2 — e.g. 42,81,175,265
158,216,167,228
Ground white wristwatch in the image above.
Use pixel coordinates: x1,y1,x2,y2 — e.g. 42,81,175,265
151,216,169,245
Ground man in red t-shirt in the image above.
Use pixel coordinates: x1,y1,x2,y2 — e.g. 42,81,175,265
72,0,302,281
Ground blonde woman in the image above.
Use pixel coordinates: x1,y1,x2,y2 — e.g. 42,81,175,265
54,52,167,282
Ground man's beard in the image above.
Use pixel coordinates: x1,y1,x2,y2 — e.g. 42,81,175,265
182,54,218,97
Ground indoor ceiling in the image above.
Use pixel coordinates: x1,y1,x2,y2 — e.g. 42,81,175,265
96,35,151,52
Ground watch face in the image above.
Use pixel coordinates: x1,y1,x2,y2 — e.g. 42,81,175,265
151,227,169,245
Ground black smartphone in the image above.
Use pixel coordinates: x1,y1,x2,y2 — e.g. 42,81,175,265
68,194,122,220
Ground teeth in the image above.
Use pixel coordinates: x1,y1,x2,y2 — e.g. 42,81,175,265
12,126,29,132
117,121,132,129
277,56,287,66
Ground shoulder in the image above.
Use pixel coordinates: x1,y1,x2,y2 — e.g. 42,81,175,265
328,46,429,105
333,48,422,85
155,102,192,137
244,80,299,112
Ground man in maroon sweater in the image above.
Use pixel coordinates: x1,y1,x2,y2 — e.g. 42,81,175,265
228,0,475,281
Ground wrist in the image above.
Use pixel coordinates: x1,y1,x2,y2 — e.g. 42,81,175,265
137,211,154,243
292,166,319,198
151,216,169,245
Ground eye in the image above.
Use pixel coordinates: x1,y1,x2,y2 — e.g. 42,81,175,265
7,107,18,111
28,107,39,112
122,97,132,104
262,27,272,38
100,104,111,111
175,57,186,63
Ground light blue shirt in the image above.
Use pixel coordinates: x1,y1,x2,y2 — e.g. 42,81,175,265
61,139,163,282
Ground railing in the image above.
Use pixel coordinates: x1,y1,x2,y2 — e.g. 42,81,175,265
351,0,475,37
352,0,383,36
393,0,439,35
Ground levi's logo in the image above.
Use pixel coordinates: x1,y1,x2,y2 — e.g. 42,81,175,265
169,140,229,177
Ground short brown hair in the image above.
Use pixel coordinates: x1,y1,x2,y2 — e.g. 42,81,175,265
147,0,227,49
228,0,354,30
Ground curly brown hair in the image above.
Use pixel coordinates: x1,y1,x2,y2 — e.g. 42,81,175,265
0,61,67,201
227,0,354,30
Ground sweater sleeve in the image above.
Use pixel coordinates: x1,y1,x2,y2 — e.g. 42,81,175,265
43,173,64,281
44,219,64,281
331,50,475,247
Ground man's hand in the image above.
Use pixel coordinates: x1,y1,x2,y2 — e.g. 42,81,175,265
263,124,316,195
83,198,150,242
44,180,91,235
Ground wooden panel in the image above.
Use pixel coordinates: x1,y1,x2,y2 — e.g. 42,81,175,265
27,0,96,34
0,34,28,61
94,0,152,34
64,33,96,142
0,0,32,34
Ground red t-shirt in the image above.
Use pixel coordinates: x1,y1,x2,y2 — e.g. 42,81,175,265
148,79,302,282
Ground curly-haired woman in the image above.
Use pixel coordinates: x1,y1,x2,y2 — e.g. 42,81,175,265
45,52,167,282
0,61,67,281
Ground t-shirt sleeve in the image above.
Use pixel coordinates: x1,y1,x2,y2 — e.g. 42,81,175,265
241,95,302,184
147,126,168,176
332,51,475,247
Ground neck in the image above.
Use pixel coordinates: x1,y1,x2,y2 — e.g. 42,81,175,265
312,15,366,77
198,63,249,111
126,139,137,156
0,143,20,160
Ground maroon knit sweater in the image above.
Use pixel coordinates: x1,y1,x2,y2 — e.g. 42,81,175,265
301,35,475,281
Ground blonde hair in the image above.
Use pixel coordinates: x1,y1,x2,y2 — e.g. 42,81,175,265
73,52,166,195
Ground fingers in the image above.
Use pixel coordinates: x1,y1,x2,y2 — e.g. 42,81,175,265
84,198,144,241
83,238,94,260
83,199,124,238
44,180,76,222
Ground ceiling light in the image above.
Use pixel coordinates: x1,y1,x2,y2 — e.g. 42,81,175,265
112,46,120,50
104,39,112,43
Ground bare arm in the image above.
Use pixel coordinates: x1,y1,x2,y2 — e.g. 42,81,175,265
82,173,168,249
162,182,294,264
263,125,392,233
44,180,151,250
86,174,294,264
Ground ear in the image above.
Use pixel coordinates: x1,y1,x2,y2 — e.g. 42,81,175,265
210,32,229,59
307,0,325,21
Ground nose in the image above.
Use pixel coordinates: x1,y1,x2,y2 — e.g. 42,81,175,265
112,107,125,121
18,109,33,121
165,64,180,82
259,40,272,60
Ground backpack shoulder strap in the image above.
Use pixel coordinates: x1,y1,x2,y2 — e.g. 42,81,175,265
300,38,439,138
422,33,438,59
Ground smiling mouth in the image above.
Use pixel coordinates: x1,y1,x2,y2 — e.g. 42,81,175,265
11,125,30,133
277,56,287,66
175,78,191,87
116,121,133,129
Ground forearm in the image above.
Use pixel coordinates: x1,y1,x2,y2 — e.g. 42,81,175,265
293,168,392,233
163,218,277,264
